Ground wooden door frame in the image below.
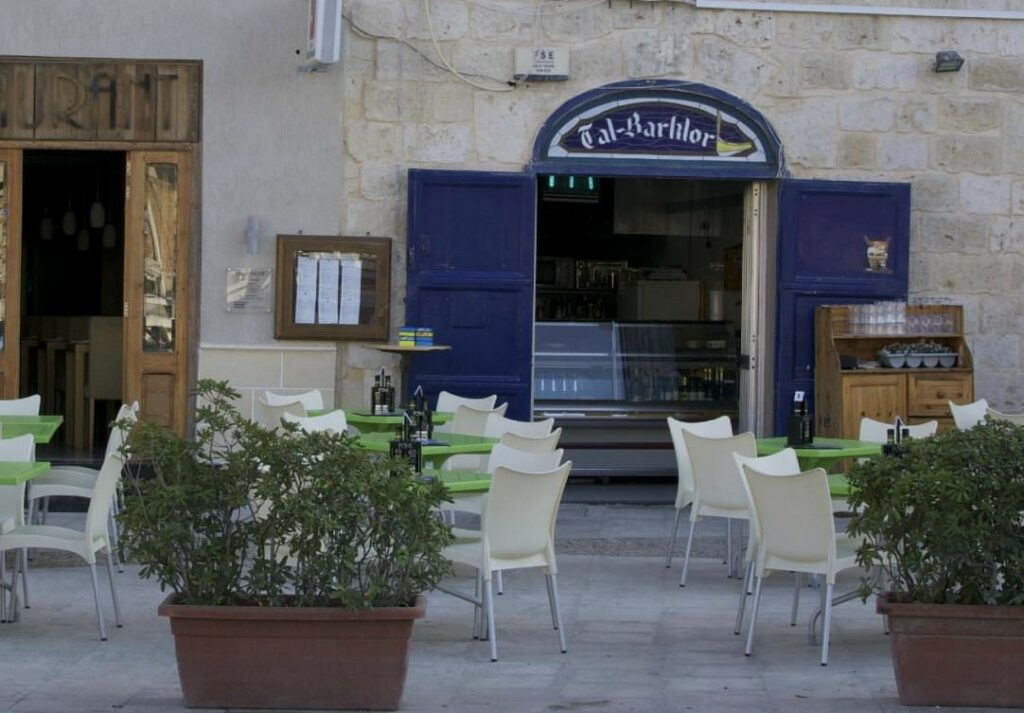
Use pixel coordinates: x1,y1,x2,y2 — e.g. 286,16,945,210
0,149,23,399
2,142,199,434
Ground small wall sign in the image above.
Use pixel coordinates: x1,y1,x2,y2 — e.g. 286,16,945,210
225,268,273,313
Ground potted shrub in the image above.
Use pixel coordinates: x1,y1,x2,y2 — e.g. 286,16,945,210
846,419,1024,707
117,380,453,711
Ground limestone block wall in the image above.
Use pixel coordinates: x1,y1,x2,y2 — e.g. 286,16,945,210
342,0,1024,410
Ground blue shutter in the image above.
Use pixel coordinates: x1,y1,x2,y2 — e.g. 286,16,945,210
774,179,910,434
406,169,536,420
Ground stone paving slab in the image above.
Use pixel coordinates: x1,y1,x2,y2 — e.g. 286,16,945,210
0,505,995,713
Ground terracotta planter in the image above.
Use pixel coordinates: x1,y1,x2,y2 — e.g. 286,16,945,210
877,594,1024,707
158,593,426,710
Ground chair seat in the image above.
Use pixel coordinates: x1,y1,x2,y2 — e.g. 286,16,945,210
0,524,108,563
27,466,100,500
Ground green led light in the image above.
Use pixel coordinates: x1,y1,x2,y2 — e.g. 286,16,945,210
587,177,595,191
568,176,575,189
548,175,555,188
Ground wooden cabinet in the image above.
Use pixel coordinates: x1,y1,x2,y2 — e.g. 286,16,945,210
815,304,974,439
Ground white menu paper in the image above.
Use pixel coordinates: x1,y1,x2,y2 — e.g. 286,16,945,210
339,255,363,325
317,257,340,324
294,254,318,324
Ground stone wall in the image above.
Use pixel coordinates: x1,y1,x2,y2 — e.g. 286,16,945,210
342,0,1024,410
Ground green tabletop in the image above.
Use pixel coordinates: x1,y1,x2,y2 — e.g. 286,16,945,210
356,432,497,469
0,461,50,486
755,437,882,472
341,410,454,434
424,468,491,494
828,473,853,498
0,415,63,444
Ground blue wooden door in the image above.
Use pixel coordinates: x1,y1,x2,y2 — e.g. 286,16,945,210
406,169,536,420
774,179,910,434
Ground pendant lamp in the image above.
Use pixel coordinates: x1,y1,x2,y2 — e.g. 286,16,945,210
40,207,53,241
62,200,77,236
89,171,105,228
102,224,117,249
77,228,90,252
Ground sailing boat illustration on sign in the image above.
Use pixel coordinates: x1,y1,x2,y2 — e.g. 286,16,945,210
715,111,755,157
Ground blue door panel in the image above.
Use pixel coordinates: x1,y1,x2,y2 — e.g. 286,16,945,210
773,292,877,433
779,181,910,292
407,169,535,421
774,179,910,435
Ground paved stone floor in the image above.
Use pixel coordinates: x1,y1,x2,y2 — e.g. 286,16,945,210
0,505,999,713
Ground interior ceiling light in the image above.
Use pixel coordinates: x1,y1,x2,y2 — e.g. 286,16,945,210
934,50,964,73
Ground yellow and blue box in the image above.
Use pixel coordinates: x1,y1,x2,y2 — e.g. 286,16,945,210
415,328,433,346
398,326,416,347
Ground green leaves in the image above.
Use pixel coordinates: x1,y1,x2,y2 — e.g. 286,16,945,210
846,419,1024,606
117,379,453,608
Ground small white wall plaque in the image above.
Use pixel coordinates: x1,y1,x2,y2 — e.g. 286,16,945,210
226,267,273,313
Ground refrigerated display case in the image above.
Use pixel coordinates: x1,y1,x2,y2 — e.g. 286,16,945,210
533,321,739,477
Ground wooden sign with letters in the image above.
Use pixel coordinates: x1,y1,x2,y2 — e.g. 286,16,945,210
0,58,200,142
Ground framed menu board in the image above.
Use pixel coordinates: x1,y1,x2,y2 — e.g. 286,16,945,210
274,234,391,341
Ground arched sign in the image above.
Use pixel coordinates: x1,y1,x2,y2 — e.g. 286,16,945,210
532,80,784,179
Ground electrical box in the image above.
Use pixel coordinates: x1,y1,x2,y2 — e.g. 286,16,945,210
307,0,342,65
514,47,569,82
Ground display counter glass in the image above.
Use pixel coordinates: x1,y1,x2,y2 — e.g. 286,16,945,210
533,321,738,417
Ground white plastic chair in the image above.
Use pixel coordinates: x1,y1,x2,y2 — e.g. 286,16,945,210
484,415,554,439
985,407,1024,426
442,461,573,661
738,461,863,666
434,392,499,434
665,415,734,569
950,398,988,430
444,444,565,520
262,389,324,412
0,395,41,415
731,448,801,636
442,403,509,472
499,429,562,453
0,454,124,640
256,398,306,431
858,417,938,443
281,409,348,434
678,430,756,587
0,434,36,622
26,403,138,577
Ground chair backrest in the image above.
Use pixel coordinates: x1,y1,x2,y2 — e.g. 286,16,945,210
435,391,498,414
859,416,938,443
486,443,563,473
86,454,125,545
733,447,801,479
256,398,306,430
483,462,572,561
105,403,139,460
0,395,41,415
740,464,835,569
450,403,508,437
484,415,554,439
985,407,1024,426
263,389,324,412
950,398,988,430
667,415,733,508
0,434,35,529
281,409,348,434
681,430,756,512
498,428,562,453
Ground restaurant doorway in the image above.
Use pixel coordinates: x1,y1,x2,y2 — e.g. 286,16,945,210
20,150,126,457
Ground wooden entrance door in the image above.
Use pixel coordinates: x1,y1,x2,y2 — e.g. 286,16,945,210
0,150,22,399
124,150,191,434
